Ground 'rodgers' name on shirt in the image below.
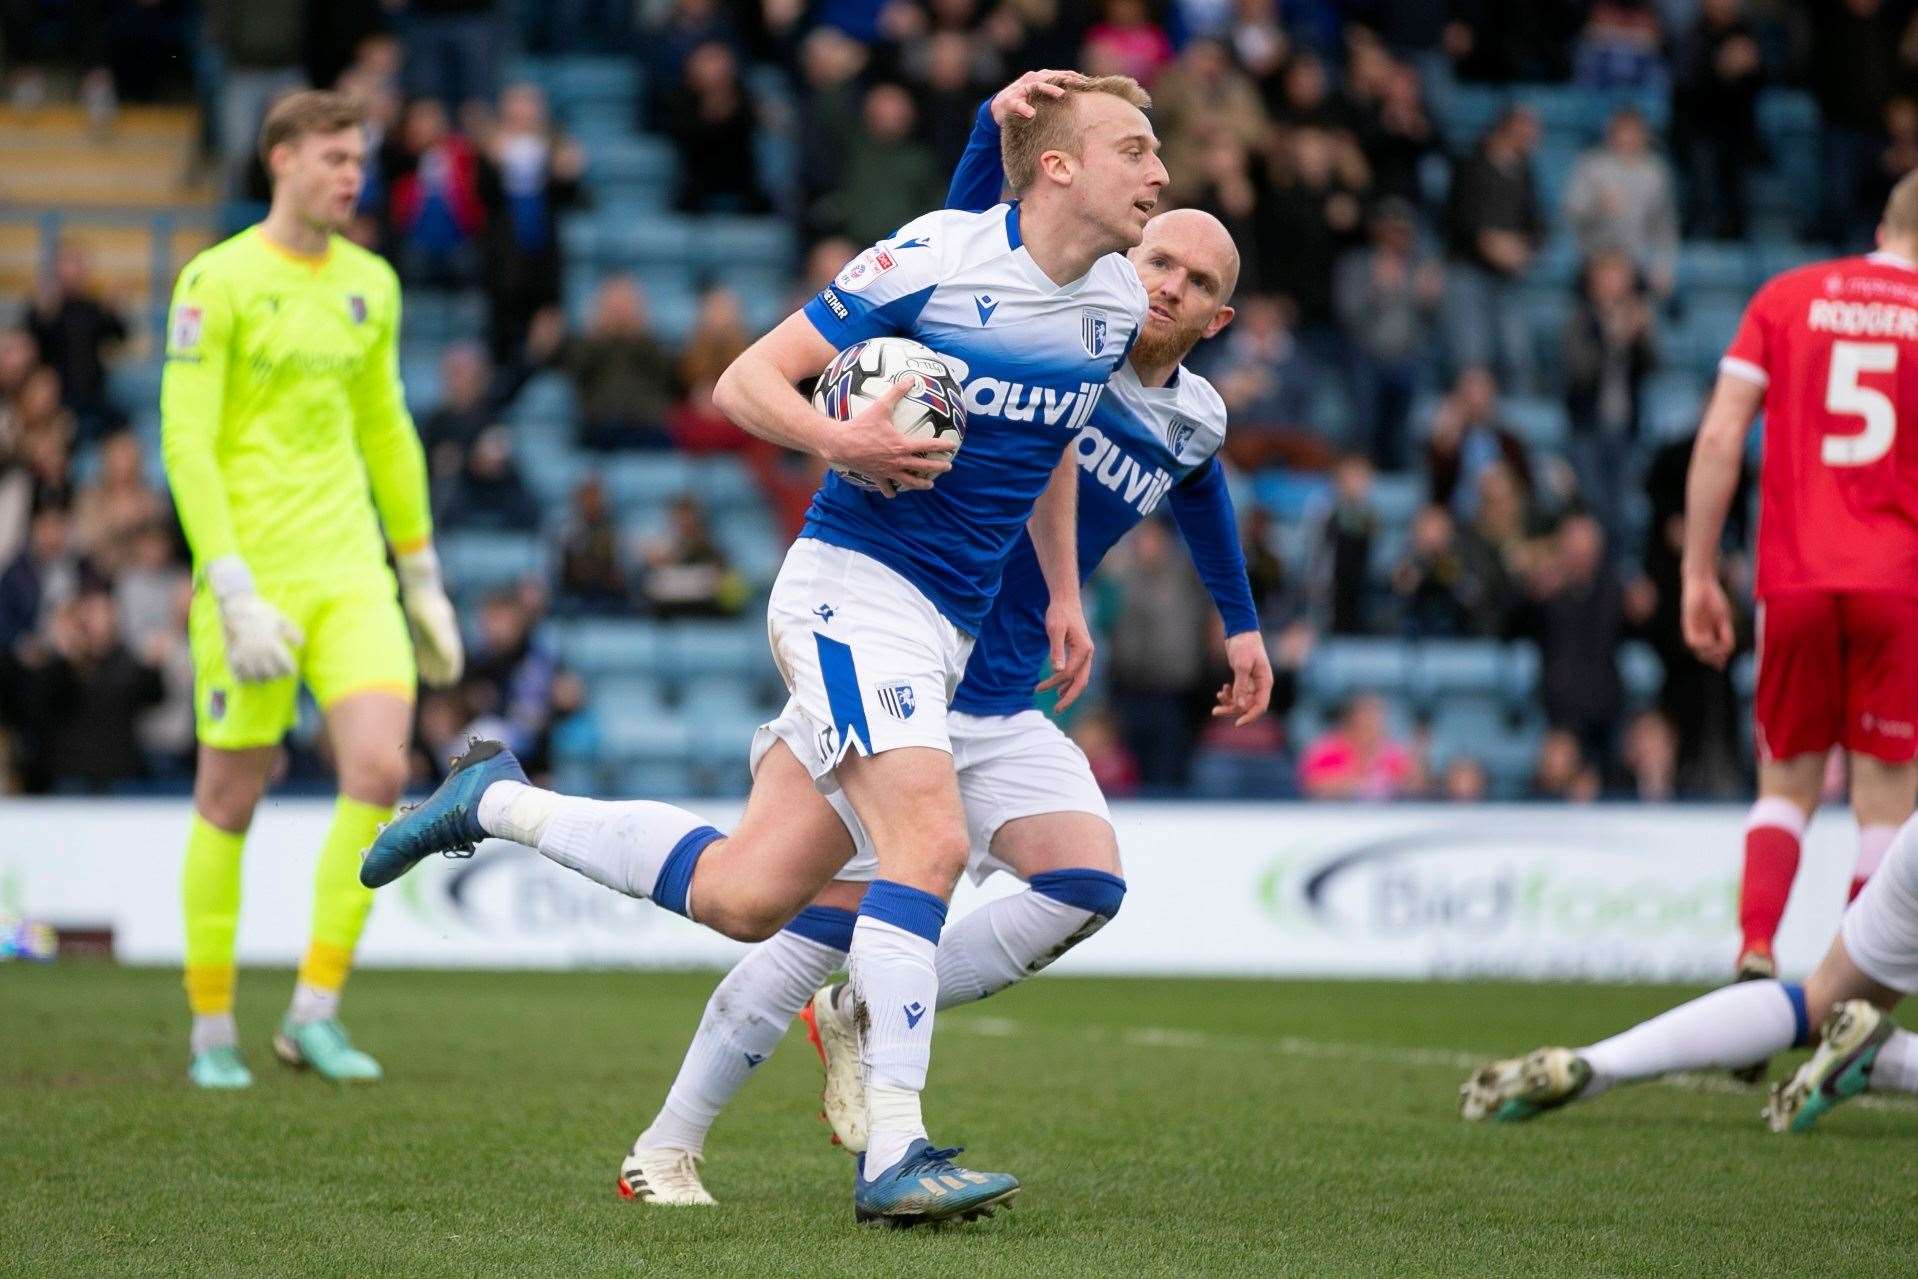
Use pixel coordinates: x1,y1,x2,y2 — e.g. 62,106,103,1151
1807,298,1918,339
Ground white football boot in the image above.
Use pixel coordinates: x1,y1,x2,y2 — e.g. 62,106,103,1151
1460,1047,1593,1122
800,982,867,1153
616,1144,717,1206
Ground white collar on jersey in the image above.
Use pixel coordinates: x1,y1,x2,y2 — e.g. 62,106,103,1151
1867,249,1918,271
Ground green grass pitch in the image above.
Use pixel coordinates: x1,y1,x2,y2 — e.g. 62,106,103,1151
5,965,1917,1277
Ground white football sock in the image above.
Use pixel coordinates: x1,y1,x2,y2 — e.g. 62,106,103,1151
477,780,562,846
1578,980,1801,1097
1872,1027,1918,1094
518,795,718,912
850,914,940,1176
936,889,1109,1009
288,982,339,1026
638,928,847,1156
191,1013,238,1054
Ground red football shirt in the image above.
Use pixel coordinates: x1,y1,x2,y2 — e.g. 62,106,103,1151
1722,251,1918,597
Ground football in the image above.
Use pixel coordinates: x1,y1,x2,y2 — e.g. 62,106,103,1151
810,336,968,494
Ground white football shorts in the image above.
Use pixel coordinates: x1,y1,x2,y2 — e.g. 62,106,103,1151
763,537,974,793
1841,817,1918,993
752,704,1112,885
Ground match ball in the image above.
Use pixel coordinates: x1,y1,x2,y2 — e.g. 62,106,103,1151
811,336,967,494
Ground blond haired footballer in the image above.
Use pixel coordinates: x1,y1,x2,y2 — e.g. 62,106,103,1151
162,91,462,1088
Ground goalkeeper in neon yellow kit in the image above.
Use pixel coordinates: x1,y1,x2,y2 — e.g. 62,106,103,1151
162,91,463,1088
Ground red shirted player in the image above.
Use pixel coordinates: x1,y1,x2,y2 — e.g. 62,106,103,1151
1684,179,1918,1031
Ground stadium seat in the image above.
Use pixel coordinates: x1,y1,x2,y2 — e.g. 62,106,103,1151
438,530,547,597
1617,639,1665,704
1501,641,1542,708
1302,637,1414,704
1412,640,1504,706
689,216,795,267
1502,396,1569,452
1645,370,1707,440
589,673,671,719
1676,241,1756,295
661,620,770,680
552,617,666,674
601,453,696,507
1368,472,1425,529
1189,748,1295,799
602,704,695,758
1252,469,1333,522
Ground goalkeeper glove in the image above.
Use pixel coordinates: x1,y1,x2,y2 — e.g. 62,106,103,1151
206,556,302,683
396,546,464,688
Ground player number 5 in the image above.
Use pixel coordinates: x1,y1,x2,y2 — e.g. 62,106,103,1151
1823,339,1897,467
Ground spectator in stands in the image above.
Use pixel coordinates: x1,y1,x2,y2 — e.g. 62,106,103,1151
1572,0,1667,92
1241,504,1296,631
1081,0,1174,85
1299,693,1420,800
114,517,187,669
72,432,166,577
1265,49,1339,130
1564,107,1679,297
207,0,307,196
1149,36,1269,209
825,83,944,248
439,427,540,533
1334,198,1442,471
1257,127,1370,359
796,27,869,237
668,380,755,454
131,554,195,777
400,0,502,116
640,0,741,129
1529,727,1601,803
420,343,497,475
1426,366,1531,524
1106,517,1211,790
1444,2,1581,83
1311,453,1378,635
0,330,38,403
556,276,679,450
462,588,559,756
1439,754,1490,802
6,586,164,793
1208,294,1322,470
478,83,586,365
555,477,630,614
1671,0,1766,241
908,31,996,178
1459,459,1542,636
666,41,770,216
1870,96,1918,220
1810,0,1908,247
0,505,78,653
1521,514,1628,769
1391,504,1490,639
26,245,127,438
383,97,485,287
679,285,752,394
1069,707,1142,799
641,494,747,619
1442,107,1543,393
1620,707,1679,801
1562,248,1656,546
1352,50,1438,214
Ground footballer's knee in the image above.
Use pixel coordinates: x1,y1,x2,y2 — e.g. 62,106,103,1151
193,746,273,833
692,870,810,943
1031,867,1127,923
339,751,407,809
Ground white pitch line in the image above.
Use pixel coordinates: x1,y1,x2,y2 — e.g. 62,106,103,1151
950,1016,1918,1115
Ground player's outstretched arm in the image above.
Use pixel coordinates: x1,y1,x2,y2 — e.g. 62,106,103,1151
161,267,302,683
1167,458,1271,725
350,276,463,686
712,312,953,493
1680,372,1764,669
1030,447,1094,709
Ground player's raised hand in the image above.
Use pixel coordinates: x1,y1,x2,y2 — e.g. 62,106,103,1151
1036,598,1095,711
207,557,303,683
1212,630,1275,727
1681,572,1736,669
825,379,955,497
990,70,1089,126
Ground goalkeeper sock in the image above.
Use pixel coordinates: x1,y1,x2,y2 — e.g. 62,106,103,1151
182,813,248,1019
850,883,946,1178
1578,980,1808,1098
1850,824,1897,903
638,908,853,1156
1739,797,1806,956
1873,1028,1918,1093
934,871,1125,1009
502,793,722,921
192,1014,239,1055
295,795,390,1009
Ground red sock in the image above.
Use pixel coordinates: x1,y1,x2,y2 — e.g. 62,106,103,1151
1740,823,1802,956
1849,824,1897,904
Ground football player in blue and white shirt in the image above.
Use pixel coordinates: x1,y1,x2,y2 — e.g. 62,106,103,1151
361,74,1166,1223
609,73,1274,1206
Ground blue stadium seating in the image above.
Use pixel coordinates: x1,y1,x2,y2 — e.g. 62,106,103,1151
440,530,547,598
1617,639,1664,705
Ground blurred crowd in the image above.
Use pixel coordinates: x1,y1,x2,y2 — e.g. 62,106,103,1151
6,0,1918,799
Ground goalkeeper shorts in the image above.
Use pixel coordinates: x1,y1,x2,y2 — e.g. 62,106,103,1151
188,574,416,751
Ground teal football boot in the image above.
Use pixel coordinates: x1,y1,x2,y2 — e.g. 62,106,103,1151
360,738,527,888
1459,1047,1593,1122
188,1045,253,1089
1764,1000,1895,1133
853,1140,1019,1228
274,1015,382,1083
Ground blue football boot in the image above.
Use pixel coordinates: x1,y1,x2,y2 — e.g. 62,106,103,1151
853,1140,1020,1228
360,738,527,888
1764,999,1896,1133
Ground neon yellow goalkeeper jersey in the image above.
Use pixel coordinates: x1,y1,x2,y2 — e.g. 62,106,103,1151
161,226,431,586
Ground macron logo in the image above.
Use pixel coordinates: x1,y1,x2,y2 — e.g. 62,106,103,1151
903,1001,927,1029
895,237,931,250
974,294,999,326
744,1052,766,1067
963,378,1103,430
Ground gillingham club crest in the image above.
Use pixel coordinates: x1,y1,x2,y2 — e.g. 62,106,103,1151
1081,309,1108,358
347,293,368,324
875,682,916,720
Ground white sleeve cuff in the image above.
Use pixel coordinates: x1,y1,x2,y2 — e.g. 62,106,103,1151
1719,356,1769,388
